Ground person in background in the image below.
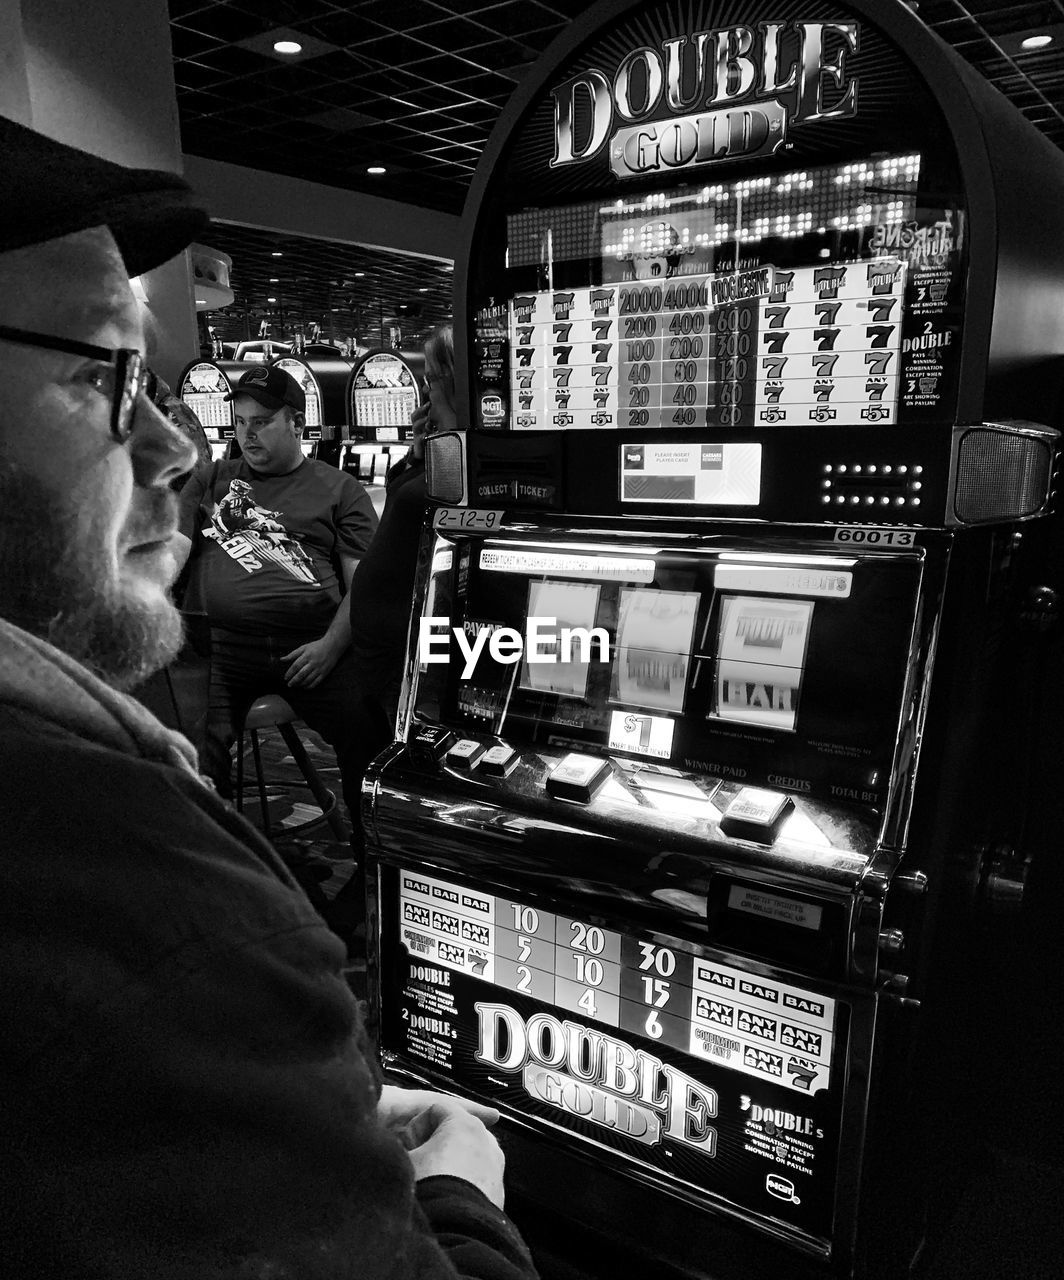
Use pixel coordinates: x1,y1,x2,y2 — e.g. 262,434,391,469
0,116,536,1280
325,327,457,940
346,322,457,724
174,364,381,835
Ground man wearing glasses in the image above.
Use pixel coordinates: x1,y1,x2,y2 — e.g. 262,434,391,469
0,117,536,1280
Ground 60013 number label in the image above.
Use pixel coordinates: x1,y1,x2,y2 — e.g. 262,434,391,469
833,526,916,546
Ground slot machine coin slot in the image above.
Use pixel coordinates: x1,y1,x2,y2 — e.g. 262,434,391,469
546,753,612,803
445,739,486,770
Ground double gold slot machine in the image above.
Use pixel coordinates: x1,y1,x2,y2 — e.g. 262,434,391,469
362,2,1063,1276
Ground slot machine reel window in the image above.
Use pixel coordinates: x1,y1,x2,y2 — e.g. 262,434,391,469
611,587,700,714
491,153,966,432
415,536,923,807
433,542,703,751
712,595,814,733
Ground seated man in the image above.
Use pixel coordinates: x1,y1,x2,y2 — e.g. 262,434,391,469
0,115,536,1279
175,366,386,836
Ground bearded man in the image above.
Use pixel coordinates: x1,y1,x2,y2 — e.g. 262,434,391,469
0,115,535,1280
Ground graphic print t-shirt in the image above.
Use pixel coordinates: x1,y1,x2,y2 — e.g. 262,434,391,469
179,458,378,635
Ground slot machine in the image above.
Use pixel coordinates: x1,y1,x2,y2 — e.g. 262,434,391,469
363,2,1063,1277
270,351,351,464
342,347,424,496
177,357,257,461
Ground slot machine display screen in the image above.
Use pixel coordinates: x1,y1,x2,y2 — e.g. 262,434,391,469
467,6,969,434
353,353,420,431
415,537,922,807
179,362,233,433
490,153,964,433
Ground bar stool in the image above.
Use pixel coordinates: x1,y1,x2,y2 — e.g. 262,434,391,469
235,694,348,842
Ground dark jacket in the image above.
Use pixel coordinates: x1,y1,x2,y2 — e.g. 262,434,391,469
346,459,430,717
0,617,537,1280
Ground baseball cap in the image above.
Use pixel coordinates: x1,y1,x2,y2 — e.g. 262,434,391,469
225,365,306,414
0,115,208,275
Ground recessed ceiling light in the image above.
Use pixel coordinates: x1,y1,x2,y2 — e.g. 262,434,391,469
273,40,302,55
354,271,365,278
271,251,283,257
269,277,280,282
418,287,429,293
1021,33,1053,49
267,296,277,303
367,166,387,175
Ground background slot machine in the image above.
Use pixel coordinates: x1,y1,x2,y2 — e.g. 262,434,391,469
362,2,1063,1277
342,347,424,495
177,357,256,460
270,351,351,464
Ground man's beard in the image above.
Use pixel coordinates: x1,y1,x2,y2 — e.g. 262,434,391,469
0,468,183,691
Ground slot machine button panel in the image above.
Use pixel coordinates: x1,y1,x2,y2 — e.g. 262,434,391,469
546,752,612,803
720,786,794,843
446,739,486,770
479,743,518,777
409,725,455,767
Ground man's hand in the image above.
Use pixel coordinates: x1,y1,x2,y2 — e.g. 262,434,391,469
281,636,342,689
378,1086,506,1208
378,1085,500,1129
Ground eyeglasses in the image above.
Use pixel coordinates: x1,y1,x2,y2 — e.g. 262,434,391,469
0,323,149,443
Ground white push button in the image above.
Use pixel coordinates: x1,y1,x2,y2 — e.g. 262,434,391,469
445,739,485,770
546,753,611,802
479,744,517,777
720,787,793,842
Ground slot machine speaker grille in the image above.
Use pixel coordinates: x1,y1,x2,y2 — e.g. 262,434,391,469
954,425,1055,524
425,431,466,504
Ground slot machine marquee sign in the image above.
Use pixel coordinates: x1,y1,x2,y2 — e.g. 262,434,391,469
468,0,967,437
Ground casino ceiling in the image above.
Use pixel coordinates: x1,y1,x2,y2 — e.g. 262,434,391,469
169,0,1064,346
